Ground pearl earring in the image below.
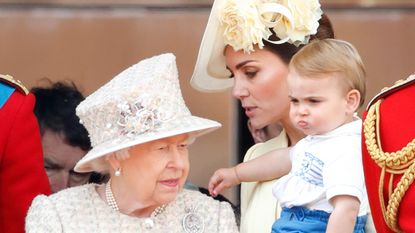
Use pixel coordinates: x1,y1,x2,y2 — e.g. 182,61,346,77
114,168,121,177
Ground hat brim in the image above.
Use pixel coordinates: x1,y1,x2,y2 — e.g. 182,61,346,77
190,0,234,92
74,115,221,173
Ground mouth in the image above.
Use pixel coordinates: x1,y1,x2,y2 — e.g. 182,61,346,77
159,178,180,188
297,120,308,129
244,106,256,118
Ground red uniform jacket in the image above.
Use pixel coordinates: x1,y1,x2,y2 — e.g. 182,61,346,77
0,77,51,233
362,75,415,233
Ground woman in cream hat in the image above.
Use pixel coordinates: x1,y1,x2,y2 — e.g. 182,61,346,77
26,53,238,232
191,1,377,232
191,1,335,232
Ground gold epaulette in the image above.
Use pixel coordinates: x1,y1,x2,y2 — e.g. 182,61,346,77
363,73,415,232
0,74,29,95
366,74,415,110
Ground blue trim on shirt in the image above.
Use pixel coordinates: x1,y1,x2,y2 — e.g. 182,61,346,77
0,82,15,108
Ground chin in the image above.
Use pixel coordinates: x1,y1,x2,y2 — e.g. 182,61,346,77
250,118,267,130
157,192,180,205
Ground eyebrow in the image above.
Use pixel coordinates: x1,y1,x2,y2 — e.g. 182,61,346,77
236,60,257,69
43,157,63,169
226,60,257,71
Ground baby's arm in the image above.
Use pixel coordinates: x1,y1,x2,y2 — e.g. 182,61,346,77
326,195,360,233
208,147,291,197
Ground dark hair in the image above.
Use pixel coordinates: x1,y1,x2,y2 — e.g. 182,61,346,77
32,81,91,151
263,14,335,64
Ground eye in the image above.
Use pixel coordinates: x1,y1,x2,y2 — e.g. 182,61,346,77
158,145,168,151
290,97,299,104
178,143,188,150
309,98,322,104
245,71,257,78
69,171,90,183
44,163,59,171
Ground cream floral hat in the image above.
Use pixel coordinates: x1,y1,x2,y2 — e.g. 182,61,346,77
75,53,221,172
191,0,323,92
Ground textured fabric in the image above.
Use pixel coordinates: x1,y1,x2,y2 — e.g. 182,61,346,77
272,119,369,216
362,76,415,233
239,130,288,233
26,184,238,233
271,207,367,233
0,89,51,233
75,54,220,173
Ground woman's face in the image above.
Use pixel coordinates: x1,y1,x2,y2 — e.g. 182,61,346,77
42,130,90,193
225,46,291,130
118,134,190,207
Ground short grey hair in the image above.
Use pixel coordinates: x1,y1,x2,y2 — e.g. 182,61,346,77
88,148,130,173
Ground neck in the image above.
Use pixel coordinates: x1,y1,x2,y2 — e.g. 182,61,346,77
101,179,164,217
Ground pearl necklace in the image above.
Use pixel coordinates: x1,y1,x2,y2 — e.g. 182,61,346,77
105,179,167,229
105,179,120,212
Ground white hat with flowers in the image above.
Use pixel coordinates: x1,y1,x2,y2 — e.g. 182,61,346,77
191,0,323,92
74,53,221,172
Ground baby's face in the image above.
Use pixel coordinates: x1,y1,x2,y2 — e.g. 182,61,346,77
287,71,353,136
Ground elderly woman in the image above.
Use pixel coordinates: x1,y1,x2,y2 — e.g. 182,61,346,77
25,53,238,232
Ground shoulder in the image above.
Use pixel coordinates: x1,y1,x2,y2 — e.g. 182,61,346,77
0,74,34,112
0,74,29,95
26,194,62,232
176,189,236,217
366,74,414,110
31,184,97,214
50,184,96,203
245,130,289,162
26,184,99,231
177,189,232,209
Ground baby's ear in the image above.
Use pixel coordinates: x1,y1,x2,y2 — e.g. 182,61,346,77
345,89,361,114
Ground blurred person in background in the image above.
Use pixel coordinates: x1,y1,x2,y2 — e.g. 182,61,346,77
32,81,104,193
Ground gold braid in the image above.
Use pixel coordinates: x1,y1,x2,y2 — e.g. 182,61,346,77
364,99,415,233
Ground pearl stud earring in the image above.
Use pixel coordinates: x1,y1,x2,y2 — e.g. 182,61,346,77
114,168,121,177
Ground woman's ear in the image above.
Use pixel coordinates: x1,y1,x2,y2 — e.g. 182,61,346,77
106,153,121,173
345,89,361,114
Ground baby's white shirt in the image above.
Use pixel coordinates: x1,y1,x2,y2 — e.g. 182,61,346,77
272,119,369,216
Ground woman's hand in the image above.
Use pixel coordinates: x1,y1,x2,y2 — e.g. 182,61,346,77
208,166,241,197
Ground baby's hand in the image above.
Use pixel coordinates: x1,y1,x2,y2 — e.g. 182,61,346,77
208,167,241,197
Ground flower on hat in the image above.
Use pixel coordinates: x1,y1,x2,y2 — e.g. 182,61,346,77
219,0,272,53
272,0,322,46
116,94,176,138
218,0,323,53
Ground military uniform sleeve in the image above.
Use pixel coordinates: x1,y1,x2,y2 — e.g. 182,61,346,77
25,195,62,233
0,91,51,233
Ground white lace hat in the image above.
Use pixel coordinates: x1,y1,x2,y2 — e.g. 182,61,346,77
74,53,221,172
190,0,322,92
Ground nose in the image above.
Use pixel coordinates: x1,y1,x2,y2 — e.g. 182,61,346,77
297,104,309,116
232,77,249,99
50,171,70,193
168,146,188,170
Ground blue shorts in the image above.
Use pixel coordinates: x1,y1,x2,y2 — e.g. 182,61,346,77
271,207,367,233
